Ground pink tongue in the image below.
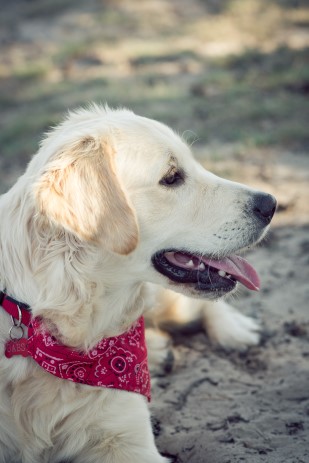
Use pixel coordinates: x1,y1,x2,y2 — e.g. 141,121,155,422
202,255,260,291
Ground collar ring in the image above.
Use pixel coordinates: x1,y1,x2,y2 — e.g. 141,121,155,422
9,305,24,340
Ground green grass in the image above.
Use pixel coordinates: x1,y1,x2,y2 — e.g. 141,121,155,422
1,0,308,194
1,45,308,170
222,46,309,88
12,63,50,82
17,0,82,19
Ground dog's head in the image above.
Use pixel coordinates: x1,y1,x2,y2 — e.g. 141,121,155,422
34,105,276,300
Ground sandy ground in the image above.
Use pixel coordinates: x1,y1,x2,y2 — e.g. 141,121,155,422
1,1,308,462
150,151,309,463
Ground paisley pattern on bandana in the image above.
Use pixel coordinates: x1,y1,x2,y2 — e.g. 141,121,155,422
27,317,151,401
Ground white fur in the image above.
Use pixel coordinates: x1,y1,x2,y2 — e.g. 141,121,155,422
146,289,260,368
0,105,269,462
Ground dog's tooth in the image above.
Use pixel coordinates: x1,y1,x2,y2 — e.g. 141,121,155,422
218,270,226,277
198,262,205,271
186,260,195,268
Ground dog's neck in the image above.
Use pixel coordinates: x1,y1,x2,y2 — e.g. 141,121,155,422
0,184,146,350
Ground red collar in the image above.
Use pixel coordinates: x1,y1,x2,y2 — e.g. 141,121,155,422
1,291,151,401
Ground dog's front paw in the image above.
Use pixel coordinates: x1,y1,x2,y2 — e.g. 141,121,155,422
202,300,261,351
146,328,175,376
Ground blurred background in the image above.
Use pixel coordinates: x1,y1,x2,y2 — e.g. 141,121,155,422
0,0,308,204
1,2,309,461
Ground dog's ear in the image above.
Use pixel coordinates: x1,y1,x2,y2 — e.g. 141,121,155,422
36,136,139,255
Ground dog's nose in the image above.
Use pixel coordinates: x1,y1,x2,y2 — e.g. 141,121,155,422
252,193,277,225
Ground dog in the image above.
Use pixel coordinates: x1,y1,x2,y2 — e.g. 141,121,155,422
0,105,276,463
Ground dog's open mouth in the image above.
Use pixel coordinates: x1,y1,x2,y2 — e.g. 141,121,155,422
152,250,260,294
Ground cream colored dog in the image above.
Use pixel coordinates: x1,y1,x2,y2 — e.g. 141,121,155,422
0,106,276,463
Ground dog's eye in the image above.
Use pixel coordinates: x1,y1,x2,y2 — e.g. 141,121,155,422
159,170,184,187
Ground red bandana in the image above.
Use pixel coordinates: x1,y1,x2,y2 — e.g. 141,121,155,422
1,293,151,401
